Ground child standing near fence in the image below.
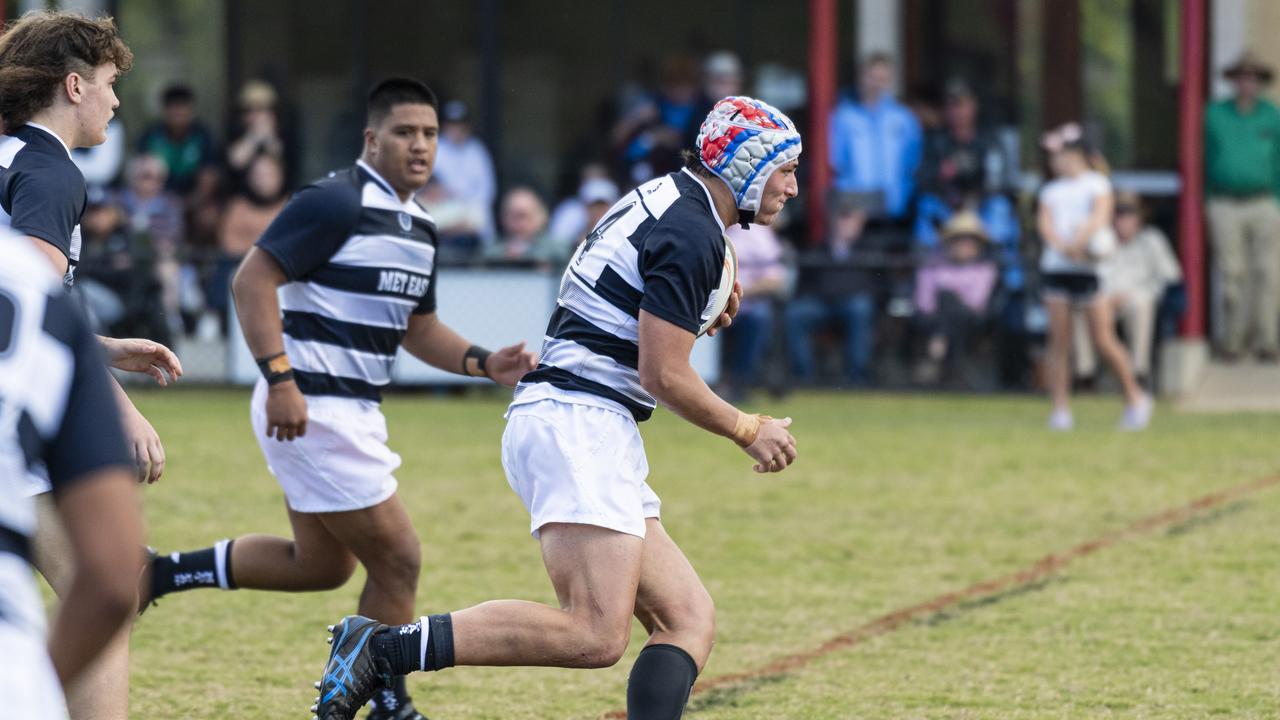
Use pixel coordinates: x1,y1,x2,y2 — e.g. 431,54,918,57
1037,123,1152,430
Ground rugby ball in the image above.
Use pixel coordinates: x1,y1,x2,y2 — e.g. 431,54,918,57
698,235,739,336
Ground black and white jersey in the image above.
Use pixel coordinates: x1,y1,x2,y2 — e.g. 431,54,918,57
256,160,438,403
0,123,87,288
0,236,130,560
513,168,727,421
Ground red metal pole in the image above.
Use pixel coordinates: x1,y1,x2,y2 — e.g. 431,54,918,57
1177,0,1206,338
807,0,837,246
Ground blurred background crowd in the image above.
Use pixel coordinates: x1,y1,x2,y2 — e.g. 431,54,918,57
50,0,1280,398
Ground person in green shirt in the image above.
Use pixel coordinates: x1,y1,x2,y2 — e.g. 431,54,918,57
1205,50,1280,361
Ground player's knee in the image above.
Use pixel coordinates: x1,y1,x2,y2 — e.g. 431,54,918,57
366,539,421,589
578,625,632,668
308,556,357,590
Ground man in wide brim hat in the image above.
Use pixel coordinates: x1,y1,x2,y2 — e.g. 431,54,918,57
1222,50,1274,83
1205,49,1280,362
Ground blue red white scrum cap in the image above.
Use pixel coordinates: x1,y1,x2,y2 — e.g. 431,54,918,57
695,96,802,226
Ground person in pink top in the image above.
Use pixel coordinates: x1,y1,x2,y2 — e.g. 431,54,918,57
721,222,787,396
914,211,997,385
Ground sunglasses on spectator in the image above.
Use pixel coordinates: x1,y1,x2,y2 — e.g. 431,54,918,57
1115,204,1139,215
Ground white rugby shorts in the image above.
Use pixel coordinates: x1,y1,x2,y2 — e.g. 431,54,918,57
502,398,659,539
251,380,400,513
0,554,67,719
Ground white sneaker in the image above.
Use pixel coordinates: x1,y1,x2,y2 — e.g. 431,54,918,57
1120,394,1154,431
1049,408,1074,431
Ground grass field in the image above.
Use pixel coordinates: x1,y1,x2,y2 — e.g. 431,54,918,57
102,388,1280,719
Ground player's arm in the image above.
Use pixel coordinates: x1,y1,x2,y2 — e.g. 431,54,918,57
637,310,795,473
26,234,69,275
106,373,166,484
400,311,537,387
42,300,145,685
233,246,307,440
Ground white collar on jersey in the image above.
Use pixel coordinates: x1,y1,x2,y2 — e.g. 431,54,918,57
680,167,727,233
356,158,413,205
23,122,73,159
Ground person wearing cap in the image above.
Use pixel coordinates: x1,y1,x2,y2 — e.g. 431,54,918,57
312,96,800,720
433,99,497,243
913,211,999,386
1074,191,1182,386
1205,50,1280,362
546,167,621,255
1038,123,1151,430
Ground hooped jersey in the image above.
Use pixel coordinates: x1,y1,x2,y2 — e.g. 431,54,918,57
513,168,728,421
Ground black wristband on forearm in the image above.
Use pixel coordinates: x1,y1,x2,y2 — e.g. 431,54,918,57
462,345,491,378
256,352,295,385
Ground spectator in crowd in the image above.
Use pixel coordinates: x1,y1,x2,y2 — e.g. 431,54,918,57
547,171,620,255
1204,51,1280,362
785,202,888,386
417,176,489,263
1074,191,1182,387
483,187,562,266
913,211,999,386
702,51,743,104
76,188,168,344
226,80,289,186
137,83,223,260
433,100,497,244
720,222,787,398
829,52,923,232
1038,124,1150,431
207,153,287,332
71,118,125,192
137,83,219,197
116,155,189,337
613,54,702,184
914,79,1021,290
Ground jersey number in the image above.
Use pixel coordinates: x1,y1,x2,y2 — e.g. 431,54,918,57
576,203,634,264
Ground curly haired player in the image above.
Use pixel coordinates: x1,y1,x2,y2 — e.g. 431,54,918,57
313,96,802,720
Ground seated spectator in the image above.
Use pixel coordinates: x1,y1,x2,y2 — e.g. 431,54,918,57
1074,192,1182,387
829,51,922,235
207,154,287,332
136,83,223,259
137,83,220,198
116,155,189,337
785,206,889,386
612,54,702,184
547,173,621,255
226,80,290,186
721,222,787,397
417,176,488,263
913,212,999,385
434,100,497,243
914,79,1020,290
483,187,562,267
76,189,170,345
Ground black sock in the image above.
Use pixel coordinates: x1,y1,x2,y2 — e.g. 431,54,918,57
150,539,236,599
626,644,698,720
368,675,413,715
370,613,455,677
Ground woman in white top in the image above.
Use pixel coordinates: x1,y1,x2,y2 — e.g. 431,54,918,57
1037,124,1151,430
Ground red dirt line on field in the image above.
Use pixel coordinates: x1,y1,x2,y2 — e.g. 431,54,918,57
599,473,1280,719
